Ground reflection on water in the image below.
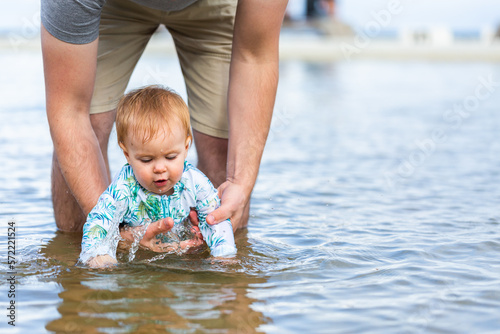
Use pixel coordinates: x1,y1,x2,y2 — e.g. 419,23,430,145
40,232,267,333
1,51,500,333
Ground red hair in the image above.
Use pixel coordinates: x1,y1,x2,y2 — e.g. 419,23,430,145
116,85,192,145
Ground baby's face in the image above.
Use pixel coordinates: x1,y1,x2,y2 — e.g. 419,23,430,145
121,122,190,195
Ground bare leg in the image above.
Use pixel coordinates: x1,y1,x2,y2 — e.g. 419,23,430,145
51,155,86,232
193,130,249,229
90,110,116,181
51,110,116,232
193,130,228,188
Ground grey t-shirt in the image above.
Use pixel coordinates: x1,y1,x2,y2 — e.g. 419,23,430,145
41,0,199,44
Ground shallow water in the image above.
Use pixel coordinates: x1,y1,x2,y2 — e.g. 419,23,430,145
1,50,500,333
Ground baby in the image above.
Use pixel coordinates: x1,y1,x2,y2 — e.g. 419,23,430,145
79,85,236,268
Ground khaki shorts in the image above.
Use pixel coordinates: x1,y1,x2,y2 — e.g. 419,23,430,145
91,0,236,139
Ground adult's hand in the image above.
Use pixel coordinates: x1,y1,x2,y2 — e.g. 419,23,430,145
206,181,248,232
186,181,248,232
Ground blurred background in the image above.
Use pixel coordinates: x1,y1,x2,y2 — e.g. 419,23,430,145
3,0,500,59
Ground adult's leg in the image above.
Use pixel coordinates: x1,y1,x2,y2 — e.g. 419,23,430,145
90,110,117,181
51,157,86,232
51,110,116,231
193,130,228,188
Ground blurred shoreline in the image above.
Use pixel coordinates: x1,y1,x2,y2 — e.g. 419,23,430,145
2,26,500,62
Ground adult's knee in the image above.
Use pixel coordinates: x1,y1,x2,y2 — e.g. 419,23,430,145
90,109,116,150
193,130,228,187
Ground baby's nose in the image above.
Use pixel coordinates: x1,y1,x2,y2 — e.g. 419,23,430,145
153,162,167,173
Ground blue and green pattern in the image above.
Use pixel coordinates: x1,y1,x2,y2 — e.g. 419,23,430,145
79,161,236,263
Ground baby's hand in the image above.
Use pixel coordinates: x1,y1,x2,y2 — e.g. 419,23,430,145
87,255,117,269
139,218,175,251
119,218,175,251
146,218,205,253
120,217,204,253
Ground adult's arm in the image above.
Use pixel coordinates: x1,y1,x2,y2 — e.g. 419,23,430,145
41,25,109,216
42,24,196,252
207,0,288,229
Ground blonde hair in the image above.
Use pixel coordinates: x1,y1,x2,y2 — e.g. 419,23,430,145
116,85,192,145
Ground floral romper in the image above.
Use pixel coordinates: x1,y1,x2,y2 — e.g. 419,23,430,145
79,161,236,263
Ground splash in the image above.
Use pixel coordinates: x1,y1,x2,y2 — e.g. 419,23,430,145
126,218,151,262
79,201,205,266
126,217,202,261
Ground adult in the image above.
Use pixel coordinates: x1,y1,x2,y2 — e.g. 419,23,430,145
41,0,288,246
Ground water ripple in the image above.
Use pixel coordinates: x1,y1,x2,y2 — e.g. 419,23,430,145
2,55,500,333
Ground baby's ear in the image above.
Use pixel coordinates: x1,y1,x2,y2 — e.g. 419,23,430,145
119,142,130,158
185,136,192,149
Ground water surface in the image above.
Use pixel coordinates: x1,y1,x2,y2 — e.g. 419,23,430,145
1,51,500,333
